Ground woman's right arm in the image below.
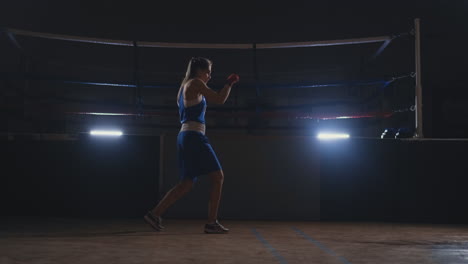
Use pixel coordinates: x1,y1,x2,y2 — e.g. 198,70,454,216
191,79,233,105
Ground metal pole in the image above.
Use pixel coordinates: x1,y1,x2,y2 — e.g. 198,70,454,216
22,56,30,119
253,43,261,130
133,41,142,114
253,43,260,100
7,27,391,49
158,134,165,201
414,18,424,138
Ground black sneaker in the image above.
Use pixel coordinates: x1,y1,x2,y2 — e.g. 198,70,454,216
204,220,229,234
144,211,164,231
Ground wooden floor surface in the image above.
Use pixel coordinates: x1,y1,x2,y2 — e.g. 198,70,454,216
1,218,468,264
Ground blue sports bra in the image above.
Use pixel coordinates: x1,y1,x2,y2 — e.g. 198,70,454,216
178,89,206,124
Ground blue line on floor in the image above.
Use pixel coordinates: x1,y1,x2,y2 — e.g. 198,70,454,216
292,226,352,264
252,228,288,264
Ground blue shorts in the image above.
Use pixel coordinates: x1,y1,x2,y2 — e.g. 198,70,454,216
177,131,222,182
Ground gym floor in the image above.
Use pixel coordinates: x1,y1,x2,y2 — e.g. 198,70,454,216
1,218,468,263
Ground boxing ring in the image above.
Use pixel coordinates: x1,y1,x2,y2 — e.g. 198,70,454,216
1,19,421,138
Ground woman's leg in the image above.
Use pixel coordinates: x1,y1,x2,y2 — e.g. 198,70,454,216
151,179,193,217
205,170,229,233
207,170,224,223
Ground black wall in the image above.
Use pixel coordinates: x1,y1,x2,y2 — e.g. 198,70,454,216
1,136,159,218
3,135,468,224
421,18,468,138
320,138,468,224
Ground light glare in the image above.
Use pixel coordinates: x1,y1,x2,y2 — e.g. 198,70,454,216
90,130,123,136
317,133,350,140
88,112,131,116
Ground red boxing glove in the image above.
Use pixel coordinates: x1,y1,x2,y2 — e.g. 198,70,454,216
226,73,240,85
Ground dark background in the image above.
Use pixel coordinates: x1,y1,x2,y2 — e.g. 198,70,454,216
1,0,467,138
1,1,468,223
